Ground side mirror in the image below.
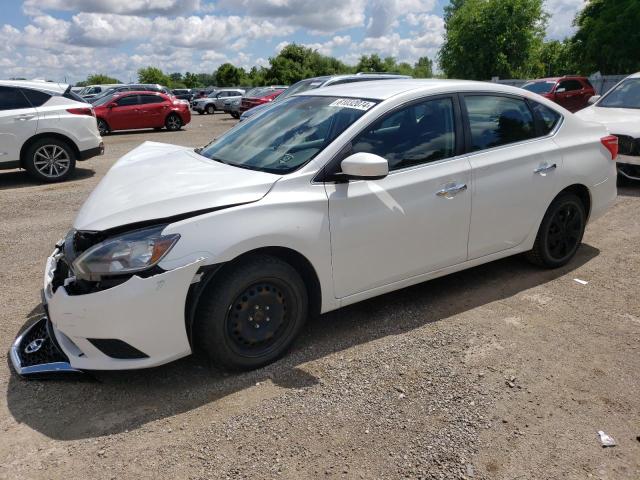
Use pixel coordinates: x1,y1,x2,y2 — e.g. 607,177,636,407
555,87,566,94
340,152,389,180
588,95,601,105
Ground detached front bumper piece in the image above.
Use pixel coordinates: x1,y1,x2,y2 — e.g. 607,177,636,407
10,317,82,377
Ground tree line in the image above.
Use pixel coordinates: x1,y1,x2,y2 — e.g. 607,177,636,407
77,0,640,88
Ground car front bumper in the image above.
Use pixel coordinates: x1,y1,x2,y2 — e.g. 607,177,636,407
617,153,640,167
12,246,204,376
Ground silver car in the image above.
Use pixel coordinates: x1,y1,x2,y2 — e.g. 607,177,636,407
192,89,245,114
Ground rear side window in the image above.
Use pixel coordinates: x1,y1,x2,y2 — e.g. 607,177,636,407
0,86,31,110
139,95,164,104
464,95,536,151
558,79,582,91
530,101,562,135
20,88,52,107
116,95,139,106
352,97,457,170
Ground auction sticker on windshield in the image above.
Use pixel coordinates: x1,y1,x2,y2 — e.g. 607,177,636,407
329,99,376,111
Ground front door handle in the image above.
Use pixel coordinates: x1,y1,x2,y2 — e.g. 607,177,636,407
534,163,557,176
16,114,36,121
436,183,467,199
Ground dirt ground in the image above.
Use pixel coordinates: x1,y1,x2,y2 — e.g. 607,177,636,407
0,113,638,480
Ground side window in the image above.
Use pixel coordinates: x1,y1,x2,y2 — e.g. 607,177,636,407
0,86,31,110
530,101,562,135
351,97,457,171
558,80,582,91
20,88,52,107
464,95,535,151
116,95,139,106
139,95,164,104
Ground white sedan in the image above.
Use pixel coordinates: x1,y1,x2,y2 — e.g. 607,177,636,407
11,79,617,376
576,72,640,183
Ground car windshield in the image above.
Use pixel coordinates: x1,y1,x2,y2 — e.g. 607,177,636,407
598,78,640,109
522,81,555,94
198,95,377,174
275,79,325,102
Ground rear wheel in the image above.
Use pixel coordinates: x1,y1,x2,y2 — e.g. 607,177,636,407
231,112,240,119
165,114,182,131
526,193,586,268
194,255,308,370
23,138,76,183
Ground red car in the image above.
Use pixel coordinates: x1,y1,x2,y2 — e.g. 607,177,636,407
522,76,595,112
93,91,191,135
240,87,286,113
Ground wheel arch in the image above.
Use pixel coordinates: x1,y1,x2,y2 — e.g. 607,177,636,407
185,246,322,346
19,132,80,167
556,183,591,219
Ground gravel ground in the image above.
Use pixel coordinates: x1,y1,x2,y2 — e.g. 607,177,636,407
0,113,639,479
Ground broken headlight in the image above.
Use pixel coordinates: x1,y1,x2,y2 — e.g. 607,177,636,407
72,225,180,281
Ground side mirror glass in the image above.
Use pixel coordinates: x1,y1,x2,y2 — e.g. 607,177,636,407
340,152,389,180
556,87,566,93
588,95,601,105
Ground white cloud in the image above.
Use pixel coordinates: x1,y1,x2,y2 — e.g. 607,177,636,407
545,0,584,39
23,0,201,16
366,0,436,37
303,35,352,56
217,0,366,33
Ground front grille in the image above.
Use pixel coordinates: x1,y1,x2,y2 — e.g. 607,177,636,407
17,318,69,368
615,134,640,156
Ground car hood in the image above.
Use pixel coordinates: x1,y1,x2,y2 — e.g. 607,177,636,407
74,141,280,232
575,106,640,136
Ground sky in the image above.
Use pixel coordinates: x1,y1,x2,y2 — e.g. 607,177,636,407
0,0,585,84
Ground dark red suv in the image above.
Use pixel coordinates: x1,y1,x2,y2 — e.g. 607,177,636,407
522,76,595,112
240,87,286,113
93,91,191,134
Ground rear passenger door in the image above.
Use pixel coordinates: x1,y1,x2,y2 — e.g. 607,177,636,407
138,94,168,127
555,79,583,112
0,86,38,163
463,94,563,259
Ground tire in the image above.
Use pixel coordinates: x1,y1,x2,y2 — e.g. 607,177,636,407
197,111,205,115
23,137,76,183
526,193,586,268
97,118,109,135
165,114,182,131
231,112,240,119
194,255,308,371
206,105,215,114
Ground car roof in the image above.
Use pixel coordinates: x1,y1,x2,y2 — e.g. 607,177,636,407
298,79,540,101
627,72,640,79
115,90,165,96
0,79,68,93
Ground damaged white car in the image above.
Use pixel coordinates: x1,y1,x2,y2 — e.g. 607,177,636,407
12,80,617,376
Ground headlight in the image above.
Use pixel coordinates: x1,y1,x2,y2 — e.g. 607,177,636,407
72,225,180,281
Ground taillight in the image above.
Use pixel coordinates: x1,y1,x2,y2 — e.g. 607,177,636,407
67,107,95,117
601,135,618,160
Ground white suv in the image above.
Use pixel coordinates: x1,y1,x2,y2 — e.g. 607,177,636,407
0,80,103,182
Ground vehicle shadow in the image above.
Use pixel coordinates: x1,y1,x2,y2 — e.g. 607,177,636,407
0,168,95,191
617,185,640,197
6,245,600,440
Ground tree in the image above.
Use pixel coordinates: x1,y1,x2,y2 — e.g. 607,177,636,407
438,0,547,80
183,72,201,88
137,67,170,85
77,74,121,86
355,54,386,73
215,63,245,86
539,40,576,77
413,57,434,78
572,0,640,74
266,44,351,84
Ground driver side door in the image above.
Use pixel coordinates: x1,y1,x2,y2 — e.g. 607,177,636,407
325,95,472,298
108,94,141,130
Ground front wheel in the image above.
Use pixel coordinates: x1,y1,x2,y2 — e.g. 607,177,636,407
194,255,308,370
165,114,182,131
231,112,240,119
526,193,586,268
206,105,215,114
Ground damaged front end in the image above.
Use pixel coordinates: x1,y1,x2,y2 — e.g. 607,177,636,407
11,229,205,377
615,134,640,181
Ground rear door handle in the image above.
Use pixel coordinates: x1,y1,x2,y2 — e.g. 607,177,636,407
436,183,467,199
534,163,557,176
